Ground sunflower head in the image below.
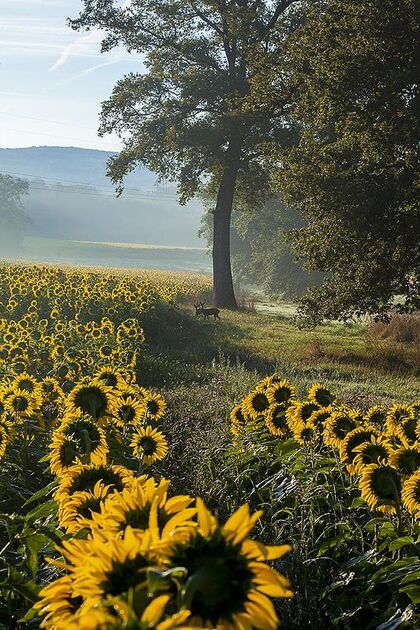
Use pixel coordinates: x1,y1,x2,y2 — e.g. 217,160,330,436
58,482,111,534
265,404,289,436
293,419,319,447
359,464,402,514
243,388,271,419
364,405,387,428
67,383,114,419
385,404,415,435
131,425,169,466
144,393,166,421
54,463,134,505
166,500,292,629
324,411,359,449
266,380,295,405
401,471,420,515
308,383,335,407
390,445,420,478
34,575,83,628
339,426,380,470
353,436,393,473
395,417,418,445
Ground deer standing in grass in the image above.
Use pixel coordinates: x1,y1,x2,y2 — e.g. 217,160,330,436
194,302,221,320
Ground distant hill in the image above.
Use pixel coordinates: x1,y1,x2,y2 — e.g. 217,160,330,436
0,146,165,191
0,147,204,248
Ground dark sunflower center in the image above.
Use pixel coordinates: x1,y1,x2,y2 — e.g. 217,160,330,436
64,421,101,451
234,409,245,424
273,387,292,403
100,373,117,387
13,396,29,412
78,497,104,518
59,440,79,467
139,436,157,455
120,506,170,531
360,445,388,465
18,380,35,392
401,419,417,442
300,427,316,441
74,387,108,417
70,468,125,494
271,408,287,429
397,451,420,476
120,405,136,422
301,403,319,421
315,390,333,406
333,417,357,440
372,468,401,500
103,556,149,596
344,431,376,463
170,533,254,624
146,400,159,415
252,393,269,413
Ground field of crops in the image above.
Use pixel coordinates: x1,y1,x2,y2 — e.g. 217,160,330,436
0,262,418,629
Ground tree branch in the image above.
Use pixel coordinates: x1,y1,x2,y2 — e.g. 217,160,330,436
262,0,297,39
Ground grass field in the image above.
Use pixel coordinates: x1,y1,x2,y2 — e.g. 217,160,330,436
20,236,212,273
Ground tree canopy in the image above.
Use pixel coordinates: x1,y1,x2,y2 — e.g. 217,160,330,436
0,175,29,256
70,0,300,307
259,0,420,324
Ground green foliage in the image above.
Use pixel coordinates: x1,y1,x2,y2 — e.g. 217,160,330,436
259,0,420,324
0,175,29,255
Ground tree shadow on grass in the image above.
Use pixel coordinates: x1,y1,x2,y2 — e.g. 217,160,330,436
138,303,278,387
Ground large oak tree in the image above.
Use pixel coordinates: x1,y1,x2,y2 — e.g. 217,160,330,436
71,0,298,307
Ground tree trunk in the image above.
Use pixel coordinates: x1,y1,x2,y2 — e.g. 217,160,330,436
213,157,240,309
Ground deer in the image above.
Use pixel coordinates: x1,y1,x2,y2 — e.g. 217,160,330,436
196,302,221,320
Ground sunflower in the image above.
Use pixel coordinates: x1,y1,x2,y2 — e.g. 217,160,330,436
165,500,292,630
395,417,418,445
112,396,145,429
144,393,167,422
54,463,135,506
131,425,169,465
293,420,319,447
4,389,41,420
359,464,402,514
12,372,39,394
69,527,156,602
40,377,64,403
293,401,320,425
323,411,359,449
266,380,295,406
309,406,333,429
230,404,249,432
364,405,387,428
67,383,115,419
339,426,380,474
385,403,415,436
243,388,271,420
86,477,196,543
308,383,335,407
58,482,111,534
353,436,393,473
93,367,126,390
265,404,289,437
390,445,420,478
401,471,420,516
58,414,108,458
49,429,108,478
34,575,84,629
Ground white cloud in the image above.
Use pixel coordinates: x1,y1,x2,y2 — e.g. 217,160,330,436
49,29,104,71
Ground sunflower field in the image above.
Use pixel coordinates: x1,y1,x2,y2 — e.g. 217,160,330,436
0,262,293,630
228,378,420,628
0,261,419,629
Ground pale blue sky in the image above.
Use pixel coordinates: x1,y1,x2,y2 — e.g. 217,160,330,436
0,0,143,150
